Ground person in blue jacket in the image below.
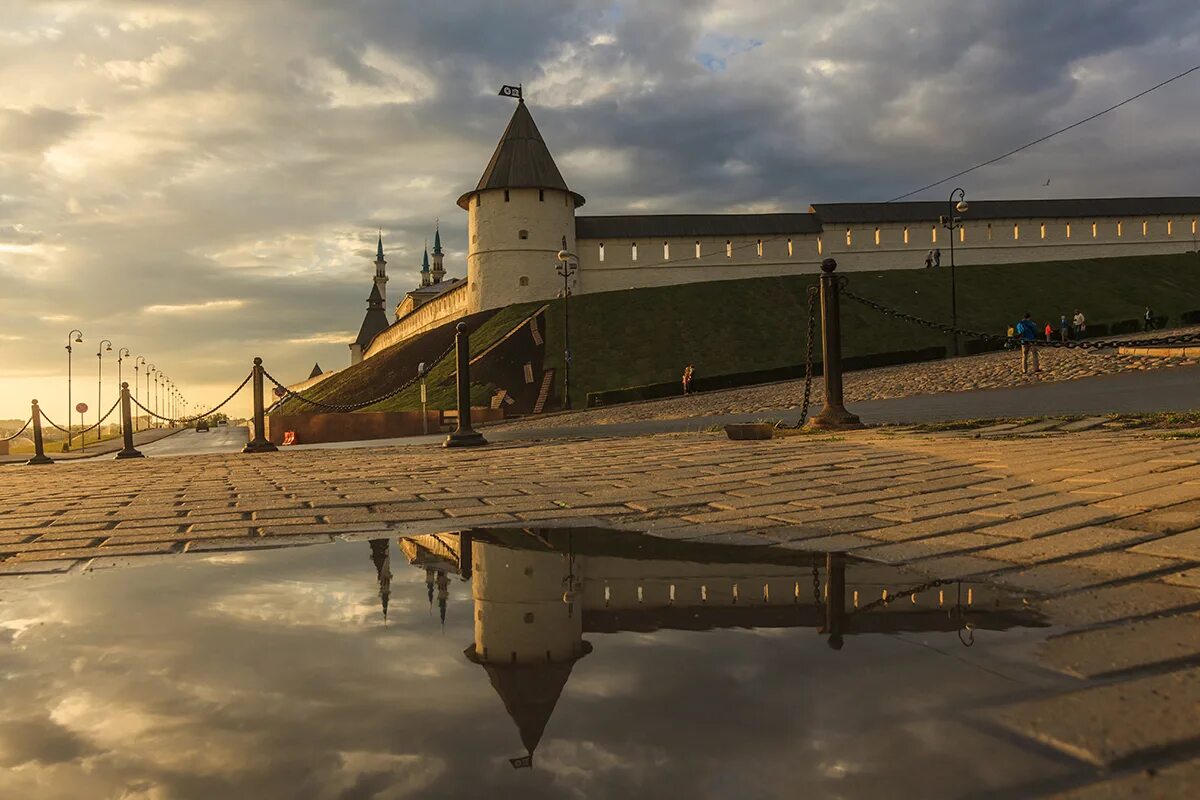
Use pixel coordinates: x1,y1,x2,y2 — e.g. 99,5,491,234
1015,312,1041,374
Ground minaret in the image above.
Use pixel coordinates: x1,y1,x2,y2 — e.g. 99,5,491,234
430,224,446,284
374,232,388,305
420,245,432,288
368,539,391,622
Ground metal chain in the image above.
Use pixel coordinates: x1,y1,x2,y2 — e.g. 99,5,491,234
265,340,456,413
2,417,32,441
130,370,252,424
850,576,958,616
48,397,122,438
38,410,70,434
799,286,819,425
841,283,1200,351
811,556,822,609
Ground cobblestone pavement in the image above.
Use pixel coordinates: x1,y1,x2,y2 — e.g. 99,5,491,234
4,429,1200,796
495,329,1200,431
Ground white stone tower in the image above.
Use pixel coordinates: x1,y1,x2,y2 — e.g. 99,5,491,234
373,232,388,304
457,99,584,314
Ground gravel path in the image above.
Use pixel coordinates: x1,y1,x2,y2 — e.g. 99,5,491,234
495,328,1200,430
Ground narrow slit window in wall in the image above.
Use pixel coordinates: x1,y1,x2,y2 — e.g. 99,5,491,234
599,243,605,262
518,276,529,286
757,239,763,256
1117,221,1123,237
1143,220,1149,237
1193,219,1198,235
538,189,544,201
518,229,528,240
1040,223,1046,240
695,241,701,258
726,240,732,257
903,227,910,244
845,229,852,247
931,226,938,243
959,226,965,243
663,241,669,259
874,227,881,246
1013,224,1020,240
504,190,510,202
631,242,637,261
1065,223,1071,239
787,238,793,256
817,235,823,255
1092,222,1098,238
1167,220,1174,236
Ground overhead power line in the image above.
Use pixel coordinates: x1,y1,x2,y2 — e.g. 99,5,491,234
888,62,1200,202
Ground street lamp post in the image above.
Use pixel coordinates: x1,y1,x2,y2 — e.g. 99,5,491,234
148,366,157,429
941,188,969,356
117,348,130,407
555,245,578,410
65,329,83,451
134,356,146,432
97,340,112,441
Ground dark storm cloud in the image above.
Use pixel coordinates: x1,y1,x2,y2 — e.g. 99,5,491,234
1,0,1198,416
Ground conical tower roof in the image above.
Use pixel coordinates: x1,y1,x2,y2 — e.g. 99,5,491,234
308,363,323,379
465,642,592,756
355,285,389,348
432,225,442,255
457,100,584,209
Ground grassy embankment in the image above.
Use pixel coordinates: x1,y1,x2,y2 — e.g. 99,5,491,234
539,252,1200,407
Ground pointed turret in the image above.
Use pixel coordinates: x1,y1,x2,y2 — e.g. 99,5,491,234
373,232,388,304
430,223,446,284
368,539,391,622
308,363,323,380
457,100,584,210
350,283,390,364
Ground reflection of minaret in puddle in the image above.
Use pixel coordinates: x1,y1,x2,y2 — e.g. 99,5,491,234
368,539,392,622
425,567,436,614
436,570,449,631
463,540,591,769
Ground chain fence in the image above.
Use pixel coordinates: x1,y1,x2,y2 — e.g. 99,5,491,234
2,417,32,442
264,340,456,413
37,397,122,441
840,279,1200,351
131,370,253,425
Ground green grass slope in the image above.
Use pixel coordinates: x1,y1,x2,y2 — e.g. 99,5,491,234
539,252,1200,408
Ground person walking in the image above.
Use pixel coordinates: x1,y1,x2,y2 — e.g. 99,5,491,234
1044,321,1054,342
1072,309,1087,337
682,363,695,395
1015,313,1041,374
933,248,942,268
1059,314,1069,342
924,250,933,269
1144,306,1154,331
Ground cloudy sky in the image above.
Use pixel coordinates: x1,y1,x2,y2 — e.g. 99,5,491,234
2,0,1199,422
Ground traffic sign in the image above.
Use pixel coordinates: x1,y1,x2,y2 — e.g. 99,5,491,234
75,402,88,414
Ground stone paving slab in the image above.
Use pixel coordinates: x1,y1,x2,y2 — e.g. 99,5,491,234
993,666,1200,767
1052,758,1200,799
1038,614,1200,678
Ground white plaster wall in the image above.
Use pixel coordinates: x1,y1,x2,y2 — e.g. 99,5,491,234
466,187,577,313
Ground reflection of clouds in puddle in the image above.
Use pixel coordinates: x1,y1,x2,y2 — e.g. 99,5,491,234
333,751,446,798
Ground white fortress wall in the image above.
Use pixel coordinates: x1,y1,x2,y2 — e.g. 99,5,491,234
363,281,470,360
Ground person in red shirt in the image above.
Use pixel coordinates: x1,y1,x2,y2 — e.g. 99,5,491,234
1044,322,1053,342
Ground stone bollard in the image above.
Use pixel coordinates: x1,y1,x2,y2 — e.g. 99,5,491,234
444,323,487,448
806,258,864,430
115,382,145,460
25,399,53,465
243,357,279,453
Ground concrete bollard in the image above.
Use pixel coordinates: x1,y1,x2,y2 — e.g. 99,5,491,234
243,357,279,453
444,323,487,448
806,258,864,430
115,382,145,460
25,399,53,465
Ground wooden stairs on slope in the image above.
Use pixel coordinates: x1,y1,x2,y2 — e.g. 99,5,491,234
533,369,556,414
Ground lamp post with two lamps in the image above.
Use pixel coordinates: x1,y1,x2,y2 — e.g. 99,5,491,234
555,243,578,410
941,188,969,356
65,329,83,451
97,340,112,441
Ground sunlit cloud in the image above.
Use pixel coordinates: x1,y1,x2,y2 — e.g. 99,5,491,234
287,331,357,346
143,300,248,315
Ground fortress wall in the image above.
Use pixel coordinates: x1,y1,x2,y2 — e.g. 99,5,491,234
364,281,469,360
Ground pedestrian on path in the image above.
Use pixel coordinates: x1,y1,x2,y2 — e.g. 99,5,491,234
933,248,942,268
1015,313,1041,374
682,363,695,395
924,250,933,268
1073,310,1087,337
1060,314,1069,342
1044,322,1054,342
1144,306,1154,331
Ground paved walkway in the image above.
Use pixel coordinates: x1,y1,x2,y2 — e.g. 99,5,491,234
4,428,1200,796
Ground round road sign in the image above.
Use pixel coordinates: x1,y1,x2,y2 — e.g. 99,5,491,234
75,402,88,414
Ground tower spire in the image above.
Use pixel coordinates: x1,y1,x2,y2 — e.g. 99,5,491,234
430,222,445,284
373,230,388,305
420,240,431,288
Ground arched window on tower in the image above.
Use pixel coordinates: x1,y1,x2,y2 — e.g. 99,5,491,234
504,190,510,202
663,241,670,259
726,240,732,258
903,226,910,245
599,243,605,262
756,239,763,256
632,242,638,261
695,241,701,258
787,238,793,257
539,189,544,202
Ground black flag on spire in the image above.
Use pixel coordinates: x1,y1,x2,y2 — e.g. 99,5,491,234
498,84,522,100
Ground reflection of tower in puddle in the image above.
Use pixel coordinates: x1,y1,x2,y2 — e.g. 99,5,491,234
463,538,591,768
398,535,463,630
368,539,391,621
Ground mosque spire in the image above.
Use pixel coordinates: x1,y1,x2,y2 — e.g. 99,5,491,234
420,240,432,288
430,222,445,284
372,230,388,304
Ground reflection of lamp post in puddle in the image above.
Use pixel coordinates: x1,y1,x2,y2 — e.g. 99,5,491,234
821,552,847,651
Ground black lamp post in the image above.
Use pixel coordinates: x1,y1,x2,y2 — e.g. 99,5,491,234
134,356,146,432
555,243,578,410
941,188,969,356
65,329,83,451
97,339,112,440
148,365,157,429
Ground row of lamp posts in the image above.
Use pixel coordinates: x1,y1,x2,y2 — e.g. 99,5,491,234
63,330,187,452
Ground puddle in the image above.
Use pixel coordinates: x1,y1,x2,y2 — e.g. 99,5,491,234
0,529,1079,799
